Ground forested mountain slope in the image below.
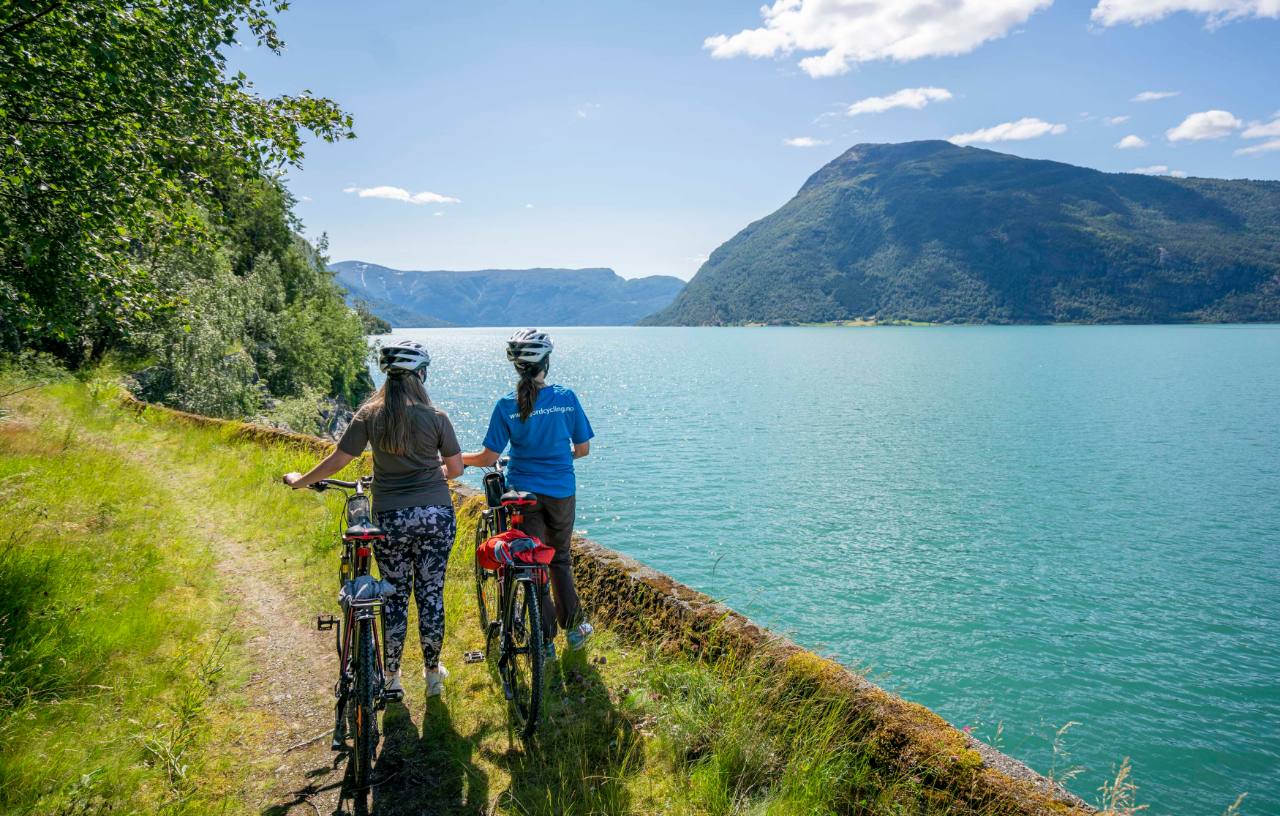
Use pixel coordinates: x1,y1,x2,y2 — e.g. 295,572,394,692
644,141,1280,325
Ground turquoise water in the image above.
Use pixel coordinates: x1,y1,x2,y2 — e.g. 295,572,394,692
381,326,1280,815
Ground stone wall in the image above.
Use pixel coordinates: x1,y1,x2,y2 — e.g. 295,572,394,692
124,393,1095,815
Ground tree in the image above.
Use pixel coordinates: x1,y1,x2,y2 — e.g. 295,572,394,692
0,0,354,362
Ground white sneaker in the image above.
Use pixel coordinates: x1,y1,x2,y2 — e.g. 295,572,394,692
425,664,449,697
385,670,403,695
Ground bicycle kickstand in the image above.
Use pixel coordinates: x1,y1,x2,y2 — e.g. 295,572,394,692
330,699,345,751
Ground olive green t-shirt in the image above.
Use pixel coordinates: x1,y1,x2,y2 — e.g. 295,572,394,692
337,403,461,513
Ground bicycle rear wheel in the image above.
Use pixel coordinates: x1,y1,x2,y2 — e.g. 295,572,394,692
351,619,379,789
505,578,544,740
474,516,499,636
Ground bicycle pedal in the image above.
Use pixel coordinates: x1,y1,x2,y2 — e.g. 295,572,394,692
463,650,485,664
316,614,337,631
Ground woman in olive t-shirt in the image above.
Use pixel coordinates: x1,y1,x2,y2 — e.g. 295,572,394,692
283,340,462,697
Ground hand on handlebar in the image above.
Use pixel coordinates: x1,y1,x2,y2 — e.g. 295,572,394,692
282,472,305,489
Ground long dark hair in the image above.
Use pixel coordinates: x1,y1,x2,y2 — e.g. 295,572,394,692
515,361,546,422
360,372,432,454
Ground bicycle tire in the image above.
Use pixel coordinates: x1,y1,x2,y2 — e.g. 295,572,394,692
474,516,499,635
505,578,544,740
351,618,378,789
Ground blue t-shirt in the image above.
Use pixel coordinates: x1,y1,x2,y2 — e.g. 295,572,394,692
482,384,594,499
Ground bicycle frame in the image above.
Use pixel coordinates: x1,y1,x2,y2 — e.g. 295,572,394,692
474,459,549,738
312,478,398,758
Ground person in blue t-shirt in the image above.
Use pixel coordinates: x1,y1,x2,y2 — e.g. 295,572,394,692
462,328,595,653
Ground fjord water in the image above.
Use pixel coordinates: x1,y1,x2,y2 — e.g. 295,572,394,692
389,326,1279,815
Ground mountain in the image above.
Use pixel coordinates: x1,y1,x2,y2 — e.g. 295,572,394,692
331,262,685,328
643,141,1280,325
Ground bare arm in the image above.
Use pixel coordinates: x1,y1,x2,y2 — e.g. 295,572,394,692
441,452,464,480
462,447,500,469
282,449,357,489
573,440,590,459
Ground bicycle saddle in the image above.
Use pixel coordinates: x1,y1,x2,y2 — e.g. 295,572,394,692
500,490,538,509
344,521,385,539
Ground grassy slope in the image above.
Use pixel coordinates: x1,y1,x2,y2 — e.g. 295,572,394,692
0,374,1081,815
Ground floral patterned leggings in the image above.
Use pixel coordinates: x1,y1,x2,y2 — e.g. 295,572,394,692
372,504,457,674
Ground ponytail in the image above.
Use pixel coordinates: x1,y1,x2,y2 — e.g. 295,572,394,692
515,361,546,422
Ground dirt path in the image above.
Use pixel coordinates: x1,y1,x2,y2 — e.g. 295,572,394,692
156,463,355,815
203,514,350,815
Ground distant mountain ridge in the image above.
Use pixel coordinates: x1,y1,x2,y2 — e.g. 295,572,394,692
331,262,685,328
644,140,1280,325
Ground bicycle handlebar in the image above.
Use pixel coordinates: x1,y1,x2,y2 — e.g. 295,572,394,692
310,477,372,491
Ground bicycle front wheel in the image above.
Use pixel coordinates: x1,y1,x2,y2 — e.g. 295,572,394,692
505,577,544,740
351,618,379,789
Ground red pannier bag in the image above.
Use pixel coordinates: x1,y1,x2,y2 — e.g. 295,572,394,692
477,530,554,581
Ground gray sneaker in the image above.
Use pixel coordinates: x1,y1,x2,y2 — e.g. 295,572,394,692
544,641,557,662
566,621,594,650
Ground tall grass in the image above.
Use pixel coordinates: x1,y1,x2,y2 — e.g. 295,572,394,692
0,377,234,813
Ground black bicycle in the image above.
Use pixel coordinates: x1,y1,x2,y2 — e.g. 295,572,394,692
310,477,400,791
473,457,548,739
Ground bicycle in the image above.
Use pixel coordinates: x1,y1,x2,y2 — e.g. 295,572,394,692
310,477,400,791
472,457,549,740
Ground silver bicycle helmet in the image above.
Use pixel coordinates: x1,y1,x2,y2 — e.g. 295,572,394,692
506,328,553,370
378,339,430,375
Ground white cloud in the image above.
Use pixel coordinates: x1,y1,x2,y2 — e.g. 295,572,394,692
525,203,535,209
704,0,1052,78
1242,117,1280,138
1106,115,1131,125
1092,0,1280,27
576,103,601,119
1235,138,1280,156
1129,164,1188,177
949,117,1067,145
1115,134,1149,148
1166,109,1242,141
343,185,461,205
1131,90,1180,102
845,87,952,116
433,211,444,217
784,136,829,147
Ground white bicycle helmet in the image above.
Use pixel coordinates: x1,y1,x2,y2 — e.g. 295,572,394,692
506,328,553,370
378,339,430,375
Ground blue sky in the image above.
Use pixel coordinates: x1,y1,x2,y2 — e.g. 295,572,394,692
232,1,1280,280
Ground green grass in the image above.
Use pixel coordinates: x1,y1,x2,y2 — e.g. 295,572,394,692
0,377,239,814
0,370,1092,815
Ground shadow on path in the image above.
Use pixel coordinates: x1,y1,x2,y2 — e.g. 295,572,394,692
367,698,491,815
